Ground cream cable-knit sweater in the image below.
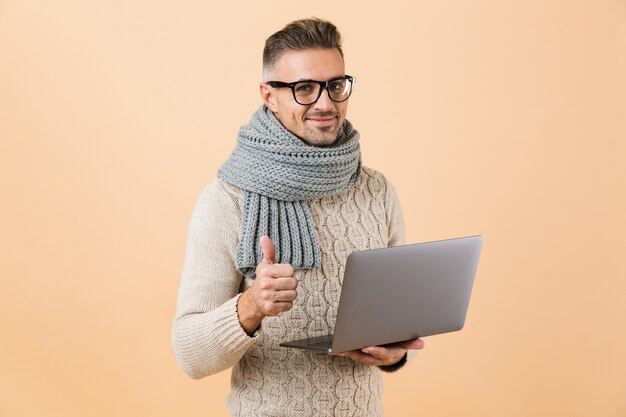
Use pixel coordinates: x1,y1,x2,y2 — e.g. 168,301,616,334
172,166,407,417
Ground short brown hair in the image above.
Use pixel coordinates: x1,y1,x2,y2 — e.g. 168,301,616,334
263,18,344,81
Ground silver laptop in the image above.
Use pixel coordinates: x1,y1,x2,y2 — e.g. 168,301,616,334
280,235,483,353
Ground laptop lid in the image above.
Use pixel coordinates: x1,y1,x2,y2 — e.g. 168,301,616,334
280,235,483,353
330,235,483,352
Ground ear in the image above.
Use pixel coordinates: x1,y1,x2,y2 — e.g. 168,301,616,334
260,83,278,112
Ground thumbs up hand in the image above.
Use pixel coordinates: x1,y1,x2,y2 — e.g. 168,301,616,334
236,236,298,335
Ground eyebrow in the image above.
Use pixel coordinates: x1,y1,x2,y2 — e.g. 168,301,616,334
293,75,346,83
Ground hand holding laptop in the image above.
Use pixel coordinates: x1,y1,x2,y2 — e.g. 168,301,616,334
331,338,425,366
280,235,483,354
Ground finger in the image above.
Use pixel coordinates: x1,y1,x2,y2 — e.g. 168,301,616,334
361,346,404,360
257,264,296,281
271,277,298,291
381,338,424,351
259,284,297,302
260,235,276,264
338,350,383,366
399,338,425,350
270,289,298,302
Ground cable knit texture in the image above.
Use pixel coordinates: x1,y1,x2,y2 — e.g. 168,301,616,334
172,166,406,417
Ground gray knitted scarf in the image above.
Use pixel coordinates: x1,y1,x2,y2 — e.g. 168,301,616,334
218,105,361,278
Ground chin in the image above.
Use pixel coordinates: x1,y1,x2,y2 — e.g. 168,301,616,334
302,135,338,147
301,128,340,146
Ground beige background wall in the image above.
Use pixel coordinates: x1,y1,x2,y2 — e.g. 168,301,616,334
1,1,625,416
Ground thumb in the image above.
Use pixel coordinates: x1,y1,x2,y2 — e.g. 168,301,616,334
259,235,276,264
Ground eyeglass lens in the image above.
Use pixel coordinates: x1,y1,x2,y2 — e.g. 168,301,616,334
294,78,352,105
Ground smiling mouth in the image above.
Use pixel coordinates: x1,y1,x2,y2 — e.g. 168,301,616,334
306,116,337,127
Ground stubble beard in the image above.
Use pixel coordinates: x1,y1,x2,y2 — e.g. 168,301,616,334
301,115,342,147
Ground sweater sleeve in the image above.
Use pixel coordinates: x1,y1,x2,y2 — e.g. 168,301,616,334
171,181,257,379
385,178,406,247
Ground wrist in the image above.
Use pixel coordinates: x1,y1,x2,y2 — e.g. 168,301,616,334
237,290,264,336
378,352,408,373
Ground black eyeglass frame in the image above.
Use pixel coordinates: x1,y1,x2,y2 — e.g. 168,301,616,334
266,75,356,105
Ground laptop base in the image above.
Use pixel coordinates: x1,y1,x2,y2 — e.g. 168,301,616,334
280,334,334,352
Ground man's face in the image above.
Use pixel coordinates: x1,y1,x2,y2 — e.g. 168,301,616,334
261,48,349,146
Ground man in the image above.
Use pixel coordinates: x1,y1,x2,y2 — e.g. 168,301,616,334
172,18,424,416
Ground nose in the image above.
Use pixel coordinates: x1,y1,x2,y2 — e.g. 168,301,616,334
313,86,335,110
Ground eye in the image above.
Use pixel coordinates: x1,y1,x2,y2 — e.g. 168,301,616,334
295,82,316,94
329,80,347,93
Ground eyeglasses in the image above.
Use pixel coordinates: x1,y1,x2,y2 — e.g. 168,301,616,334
267,75,356,105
